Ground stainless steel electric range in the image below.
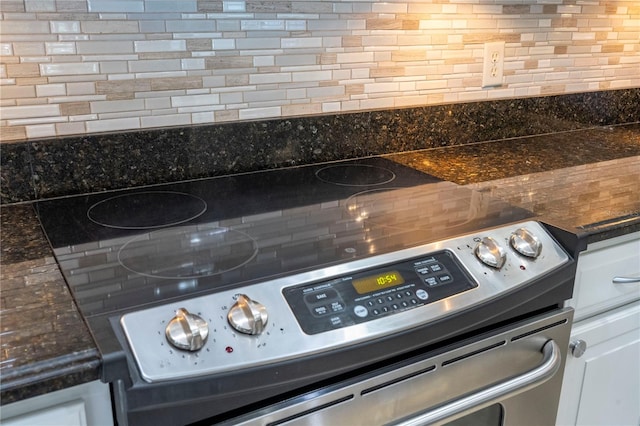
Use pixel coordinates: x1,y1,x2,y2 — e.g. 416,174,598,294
35,157,578,426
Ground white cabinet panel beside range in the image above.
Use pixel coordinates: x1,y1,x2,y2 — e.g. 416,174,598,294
557,231,640,426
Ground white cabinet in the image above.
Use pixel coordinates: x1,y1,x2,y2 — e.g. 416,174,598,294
0,381,113,426
557,231,640,426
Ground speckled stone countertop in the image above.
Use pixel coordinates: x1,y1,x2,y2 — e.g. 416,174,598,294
389,123,640,242
0,204,100,404
1,122,638,406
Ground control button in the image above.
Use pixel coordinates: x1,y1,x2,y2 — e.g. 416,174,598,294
474,237,507,269
354,305,368,318
404,291,412,297
438,274,452,283
392,303,399,310
366,300,375,307
410,299,418,305
416,289,429,300
417,267,430,275
305,289,337,304
401,301,409,307
377,298,384,304
430,263,443,272
424,277,438,286
396,293,403,299
330,316,342,327
510,228,542,258
386,295,394,302
372,309,381,315
313,306,328,316
330,302,344,312
382,306,390,313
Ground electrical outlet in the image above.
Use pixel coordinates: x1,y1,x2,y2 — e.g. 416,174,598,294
482,41,505,88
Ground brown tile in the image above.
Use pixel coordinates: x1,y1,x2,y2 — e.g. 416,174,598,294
60,102,91,116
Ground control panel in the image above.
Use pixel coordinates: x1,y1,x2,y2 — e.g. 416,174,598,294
283,251,476,334
119,221,570,383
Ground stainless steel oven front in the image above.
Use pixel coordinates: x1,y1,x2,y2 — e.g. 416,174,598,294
113,220,576,426
221,308,572,426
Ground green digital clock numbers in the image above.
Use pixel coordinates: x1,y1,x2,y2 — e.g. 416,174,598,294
352,270,405,294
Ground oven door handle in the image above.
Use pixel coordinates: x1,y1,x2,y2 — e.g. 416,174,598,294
390,339,561,426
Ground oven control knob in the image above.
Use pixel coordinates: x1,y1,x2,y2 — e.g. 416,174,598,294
165,308,209,351
510,228,542,258
228,294,268,335
475,237,507,269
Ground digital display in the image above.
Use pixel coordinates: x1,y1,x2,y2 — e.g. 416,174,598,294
352,270,405,294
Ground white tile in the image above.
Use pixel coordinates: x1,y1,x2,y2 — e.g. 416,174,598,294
88,1,143,13
26,124,57,139
25,1,56,12
86,117,140,133
145,1,197,12
236,38,280,49
171,93,220,107
212,39,236,50
134,40,186,53
177,104,225,113
2,104,60,120
182,58,205,70
241,20,285,31
100,61,128,74
144,97,171,109
76,41,134,54
192,111,215,123
253,56,274,67
0,44,13,56
8,115,66,126
239,106,280,120
249,73,292,85
36,84,67,97
81,21,139,33
91,99,145,114
13,42,45,56
67,82,97,96
292,70,332,82
129,59,181,73
45,42,76,55
40,63,100,76
50,21,81,33
223,1,245,12
281,38,322,49
141,114,191,128
166,20,216,32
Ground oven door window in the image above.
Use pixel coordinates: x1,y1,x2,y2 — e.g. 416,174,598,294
444,404,503,426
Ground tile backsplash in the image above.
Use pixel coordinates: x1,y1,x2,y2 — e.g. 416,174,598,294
1,0,638,142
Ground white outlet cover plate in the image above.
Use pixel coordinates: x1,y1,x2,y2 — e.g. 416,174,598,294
482,41,505,88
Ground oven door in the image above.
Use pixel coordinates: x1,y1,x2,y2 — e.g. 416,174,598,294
221,308,573,426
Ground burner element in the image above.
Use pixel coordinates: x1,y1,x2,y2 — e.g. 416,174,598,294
315,164,396,186
118,225,258,279
87,191,207,229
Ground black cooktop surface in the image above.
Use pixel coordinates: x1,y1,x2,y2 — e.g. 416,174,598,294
36,157,534,328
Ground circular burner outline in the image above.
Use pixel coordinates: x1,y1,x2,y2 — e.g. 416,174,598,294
117,225,259,279
315,164,396,187
87,191,207,230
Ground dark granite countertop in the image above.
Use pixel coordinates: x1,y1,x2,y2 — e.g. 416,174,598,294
389,123,640,242
1,122,638,405
0,204,100,404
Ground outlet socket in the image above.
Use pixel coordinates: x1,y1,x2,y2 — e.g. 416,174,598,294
482,41,505,88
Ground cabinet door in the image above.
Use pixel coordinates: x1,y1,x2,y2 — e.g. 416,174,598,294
557,302,640,426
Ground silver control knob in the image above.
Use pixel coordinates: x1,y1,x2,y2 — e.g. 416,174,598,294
165,308,209,351
475,237,507,269
228,294,268,335
570,339,587,358
510,228,542,258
